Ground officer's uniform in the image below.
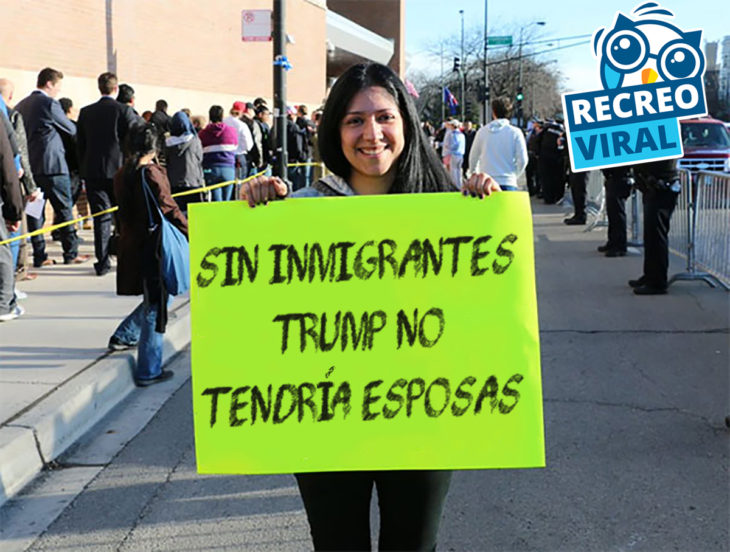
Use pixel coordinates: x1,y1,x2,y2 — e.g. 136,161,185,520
564,136,587,224
600,166,633,256
630,159,680,294
536,119,565,204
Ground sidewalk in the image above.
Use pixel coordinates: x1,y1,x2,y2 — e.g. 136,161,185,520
0,229,191,508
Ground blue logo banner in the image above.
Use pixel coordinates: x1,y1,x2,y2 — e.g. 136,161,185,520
561,3,708,172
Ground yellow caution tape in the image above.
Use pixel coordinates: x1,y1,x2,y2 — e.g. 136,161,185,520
0,163,324,246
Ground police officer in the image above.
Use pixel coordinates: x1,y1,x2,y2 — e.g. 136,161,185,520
599,166,632,257
536,115,565,204
629,159,680,295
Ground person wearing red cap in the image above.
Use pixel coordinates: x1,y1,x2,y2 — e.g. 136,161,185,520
224,102,253,182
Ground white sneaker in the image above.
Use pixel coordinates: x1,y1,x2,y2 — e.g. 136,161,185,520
14,287,28,300
0,305,25,322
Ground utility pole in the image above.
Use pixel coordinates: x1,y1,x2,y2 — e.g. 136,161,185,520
460,9,465,121
518,21,546,128
482,0,489,124
440,42,445,123
518,26,524,129
273,0,287,180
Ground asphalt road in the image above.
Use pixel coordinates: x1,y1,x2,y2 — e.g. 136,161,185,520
5,204,729,551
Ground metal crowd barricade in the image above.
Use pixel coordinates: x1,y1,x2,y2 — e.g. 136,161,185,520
668,169,730,290
668,170,691,266
584,170,608,232
627,187,643,247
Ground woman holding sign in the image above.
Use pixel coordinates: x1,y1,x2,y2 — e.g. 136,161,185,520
241,62,499,550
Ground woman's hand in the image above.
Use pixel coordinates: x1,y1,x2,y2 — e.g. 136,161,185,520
462,172,500,198
240,176,289,207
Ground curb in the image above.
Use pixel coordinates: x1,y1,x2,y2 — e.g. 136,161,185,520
0,301,191,508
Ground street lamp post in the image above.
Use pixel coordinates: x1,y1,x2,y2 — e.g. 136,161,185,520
273,0,287,179
441,42,445,123
517,20,545,128
482,0,489,124
460,9,465,121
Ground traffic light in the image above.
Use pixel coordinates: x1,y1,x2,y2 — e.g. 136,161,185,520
516,86,524,128
477,84,489,104
453,57,461,72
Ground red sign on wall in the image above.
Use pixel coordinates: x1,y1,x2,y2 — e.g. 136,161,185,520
242,9,272,42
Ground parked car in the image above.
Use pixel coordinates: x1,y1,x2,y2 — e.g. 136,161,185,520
678,117,730,172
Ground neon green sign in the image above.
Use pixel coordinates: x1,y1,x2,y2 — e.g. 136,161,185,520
190,193,545,474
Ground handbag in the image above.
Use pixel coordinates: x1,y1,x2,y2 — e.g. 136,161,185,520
141,168,190,296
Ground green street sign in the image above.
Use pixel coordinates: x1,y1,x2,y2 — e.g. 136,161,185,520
487,35,513,46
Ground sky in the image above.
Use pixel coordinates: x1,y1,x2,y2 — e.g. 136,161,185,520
404,0,728,93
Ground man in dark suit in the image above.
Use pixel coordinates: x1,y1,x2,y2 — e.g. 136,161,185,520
116,83,139,117
15,67,85,266
149,99,171,134
77,72,139,275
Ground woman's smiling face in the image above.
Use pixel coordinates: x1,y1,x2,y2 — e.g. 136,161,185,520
339,86,405,195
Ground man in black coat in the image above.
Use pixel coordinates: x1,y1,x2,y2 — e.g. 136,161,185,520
286,108,308,191
536,117,566,204
77,72,139,275
15,67,83,266
149,99,171,135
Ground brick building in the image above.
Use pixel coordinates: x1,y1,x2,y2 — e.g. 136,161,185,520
0,0,404,117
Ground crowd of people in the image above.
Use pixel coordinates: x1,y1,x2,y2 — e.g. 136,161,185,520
0,67,323,328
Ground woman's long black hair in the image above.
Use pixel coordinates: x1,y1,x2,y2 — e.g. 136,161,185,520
318,62,454,193
122,123,160,177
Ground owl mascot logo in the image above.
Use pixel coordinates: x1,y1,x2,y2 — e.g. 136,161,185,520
562,2,707,172
596,3,705,89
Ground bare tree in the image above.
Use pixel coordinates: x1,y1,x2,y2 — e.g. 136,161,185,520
411,24,564,125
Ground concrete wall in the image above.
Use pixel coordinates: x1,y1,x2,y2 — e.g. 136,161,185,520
328,0,405,77
0,0,327,116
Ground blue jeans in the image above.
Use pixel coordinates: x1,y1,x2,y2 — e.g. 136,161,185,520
32,174,79,264
9,229,21,269
288,166,306,191
112,292,172,381
303,158,313,187
0,224,18,315
204,166,235,202
235,154,249,181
